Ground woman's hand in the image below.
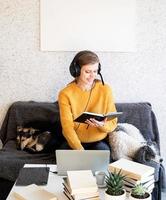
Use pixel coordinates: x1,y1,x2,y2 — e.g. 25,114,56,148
85,118,107,128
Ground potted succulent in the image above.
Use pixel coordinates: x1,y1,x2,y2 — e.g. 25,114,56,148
129,183,151,200
104,169,126,200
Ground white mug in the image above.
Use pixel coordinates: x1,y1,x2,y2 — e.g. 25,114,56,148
95,171,106,186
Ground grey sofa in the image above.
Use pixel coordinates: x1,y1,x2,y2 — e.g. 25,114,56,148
0,101,165,200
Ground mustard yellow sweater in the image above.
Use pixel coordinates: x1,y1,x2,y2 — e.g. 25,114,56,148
58,80,117,150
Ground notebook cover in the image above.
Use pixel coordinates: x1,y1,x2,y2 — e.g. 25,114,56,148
15,167,49,186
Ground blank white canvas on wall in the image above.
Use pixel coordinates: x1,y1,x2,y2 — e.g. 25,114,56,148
40,0,136,52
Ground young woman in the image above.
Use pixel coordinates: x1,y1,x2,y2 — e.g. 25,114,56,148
58,50,117,150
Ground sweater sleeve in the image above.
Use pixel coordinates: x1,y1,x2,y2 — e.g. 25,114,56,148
58,91,84,150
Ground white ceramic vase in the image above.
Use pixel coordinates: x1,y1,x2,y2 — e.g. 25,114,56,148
129,192,151,200
105,189,126,200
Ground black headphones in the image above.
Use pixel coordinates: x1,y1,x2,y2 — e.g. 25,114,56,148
69,50,104,85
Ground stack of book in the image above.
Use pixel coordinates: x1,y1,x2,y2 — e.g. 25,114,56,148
63,170,99,200
109,158,155,193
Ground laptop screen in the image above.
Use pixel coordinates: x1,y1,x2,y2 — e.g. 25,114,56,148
55,150,110,176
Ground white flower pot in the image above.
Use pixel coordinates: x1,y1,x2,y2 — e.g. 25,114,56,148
129,192,151,200
105,189,126,200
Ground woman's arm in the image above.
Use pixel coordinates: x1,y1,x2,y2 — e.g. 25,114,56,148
58,91,84,150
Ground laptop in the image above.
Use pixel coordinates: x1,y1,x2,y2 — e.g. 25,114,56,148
55,150,110,176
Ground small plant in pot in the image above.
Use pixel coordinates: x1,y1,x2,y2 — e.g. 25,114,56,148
129,183,151,200
104,169,126,200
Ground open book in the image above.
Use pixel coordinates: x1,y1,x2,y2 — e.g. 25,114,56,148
13,184,57,200
74,111,123,123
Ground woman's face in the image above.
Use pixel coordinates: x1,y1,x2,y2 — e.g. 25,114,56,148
78,63,99,86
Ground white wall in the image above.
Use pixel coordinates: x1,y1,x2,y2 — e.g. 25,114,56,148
40,0,136,52
0,0,166,168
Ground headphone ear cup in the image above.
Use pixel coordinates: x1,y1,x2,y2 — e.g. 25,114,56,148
69,62,76,77
75,64,81,77
69,62,81,77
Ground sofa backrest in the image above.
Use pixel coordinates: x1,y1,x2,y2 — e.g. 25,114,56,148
0,101,160,152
